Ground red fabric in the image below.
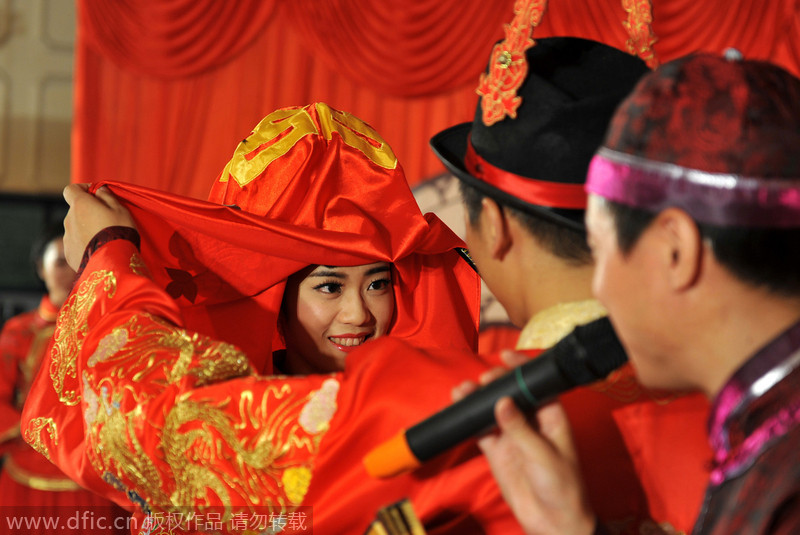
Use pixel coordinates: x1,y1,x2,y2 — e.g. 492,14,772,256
562,364,711,533
0,472,129,535
73,0,800,197
308,339,523,533
18,103,503,530
478,324,521,355
0,298,61,455
79,0,279,78
613,393,712,534
494,344,709,533
81,103,479,373
20,237,519,533
89,178,479,375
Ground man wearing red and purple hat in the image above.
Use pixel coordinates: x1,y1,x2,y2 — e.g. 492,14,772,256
474,50,800,534
431,26,713,535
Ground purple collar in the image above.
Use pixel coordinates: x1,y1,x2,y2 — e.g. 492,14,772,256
708,318,800,485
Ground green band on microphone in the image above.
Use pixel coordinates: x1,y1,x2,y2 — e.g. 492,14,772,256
514,367,537,405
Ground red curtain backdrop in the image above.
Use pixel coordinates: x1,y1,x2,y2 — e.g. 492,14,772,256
73,0,800,199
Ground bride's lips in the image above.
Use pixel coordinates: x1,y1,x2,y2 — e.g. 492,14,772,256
328,333,373,353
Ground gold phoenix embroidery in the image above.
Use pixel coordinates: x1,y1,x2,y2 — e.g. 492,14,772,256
87,314,250,387
90,382,336,518
23,417,58,460
51,270,117,406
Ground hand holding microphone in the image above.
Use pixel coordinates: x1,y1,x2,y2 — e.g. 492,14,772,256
363,316,627,478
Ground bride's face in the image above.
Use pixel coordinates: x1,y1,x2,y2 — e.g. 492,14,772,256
282,262,395,373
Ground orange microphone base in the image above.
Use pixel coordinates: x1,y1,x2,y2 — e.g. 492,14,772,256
363,431,421,479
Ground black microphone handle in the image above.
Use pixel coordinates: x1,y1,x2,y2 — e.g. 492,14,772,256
405,316,627,463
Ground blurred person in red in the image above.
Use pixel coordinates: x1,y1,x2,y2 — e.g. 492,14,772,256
0,224,128,533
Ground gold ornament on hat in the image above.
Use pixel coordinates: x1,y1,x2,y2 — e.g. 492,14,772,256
476,0,549,126
622,0,659,68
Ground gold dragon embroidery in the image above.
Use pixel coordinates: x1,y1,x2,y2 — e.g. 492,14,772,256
50,270,117,406
82,314,338,522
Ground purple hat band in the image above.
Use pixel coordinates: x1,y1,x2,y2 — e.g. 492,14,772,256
586,148,800,228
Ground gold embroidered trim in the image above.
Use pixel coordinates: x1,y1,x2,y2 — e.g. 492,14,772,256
221,108,319,187
3,456,81,491
622,0,659,68
22,417,58,461
221,104,397,187
476,0,549,126
51,270,117,406
129,251,150,277
318,104,397,170
516,299,607,351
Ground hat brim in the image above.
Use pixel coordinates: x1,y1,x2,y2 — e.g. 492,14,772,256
430,122,586,232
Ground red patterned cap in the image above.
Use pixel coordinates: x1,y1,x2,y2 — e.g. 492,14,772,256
587,52,800,227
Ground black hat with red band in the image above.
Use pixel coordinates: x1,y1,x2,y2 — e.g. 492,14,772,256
430,36,649,230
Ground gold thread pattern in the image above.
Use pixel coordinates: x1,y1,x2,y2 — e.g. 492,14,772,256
3,457,82,492
80,312,337,520
516,299,607,351
281,467,312,505
86,314,251,387
23,417,58,461
88,327,129,367
50,270,117,406
129,251,150,277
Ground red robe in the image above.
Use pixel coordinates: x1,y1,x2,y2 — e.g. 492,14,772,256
21,237,518,534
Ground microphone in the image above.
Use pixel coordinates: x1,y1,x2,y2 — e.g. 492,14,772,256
363,316,628,478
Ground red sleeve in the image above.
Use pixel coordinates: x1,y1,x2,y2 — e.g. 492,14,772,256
22,239,521,533
21,240,332,517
